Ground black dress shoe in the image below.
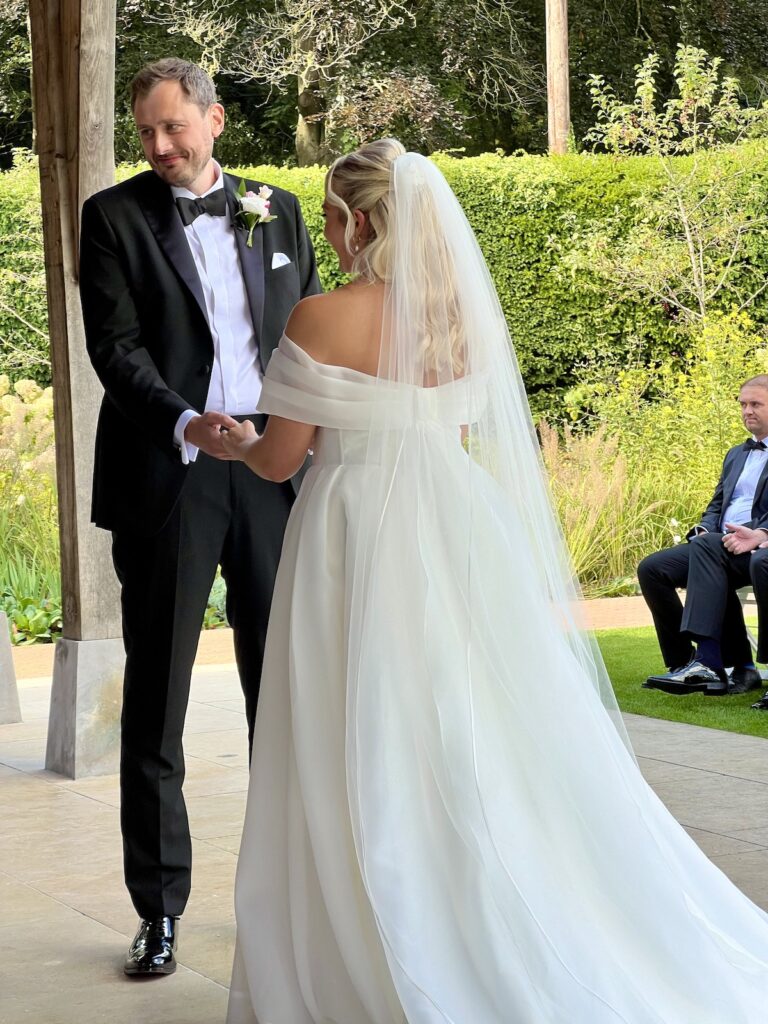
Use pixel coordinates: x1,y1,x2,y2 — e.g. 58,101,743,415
751,691,768,711
643,659,728,695
728,667,764,694
124,916,178,976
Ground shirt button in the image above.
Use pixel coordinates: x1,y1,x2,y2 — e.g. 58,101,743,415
200,364,211,376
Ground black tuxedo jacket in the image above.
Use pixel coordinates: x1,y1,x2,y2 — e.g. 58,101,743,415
687,441,768,538
79,169,321,535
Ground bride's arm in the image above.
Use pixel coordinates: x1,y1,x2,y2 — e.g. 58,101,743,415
220,416,316,482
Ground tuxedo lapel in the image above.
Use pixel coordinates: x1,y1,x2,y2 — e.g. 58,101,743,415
753,457,768,511
139,179,209,325
224,179,266,367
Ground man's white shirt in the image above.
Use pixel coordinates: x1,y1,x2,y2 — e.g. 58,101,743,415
171,162,262,464
720,438,768,529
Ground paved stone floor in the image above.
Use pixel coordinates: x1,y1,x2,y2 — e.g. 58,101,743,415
2,642,768,1023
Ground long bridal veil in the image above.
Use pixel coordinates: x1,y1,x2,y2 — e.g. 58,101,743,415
340,153,768,1022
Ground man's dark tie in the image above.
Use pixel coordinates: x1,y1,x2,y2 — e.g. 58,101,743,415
743,438,767,451
175,190,228,227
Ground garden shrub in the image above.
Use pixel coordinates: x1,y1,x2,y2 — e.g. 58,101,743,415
5,144,768,417
4,147,768,611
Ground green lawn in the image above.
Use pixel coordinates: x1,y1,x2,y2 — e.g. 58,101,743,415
596,626,768,740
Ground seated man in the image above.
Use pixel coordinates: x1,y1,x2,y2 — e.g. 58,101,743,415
638,374,768,708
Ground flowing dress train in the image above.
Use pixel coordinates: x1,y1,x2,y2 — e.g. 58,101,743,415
227,334,768,1024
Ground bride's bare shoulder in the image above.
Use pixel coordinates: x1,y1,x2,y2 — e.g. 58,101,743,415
285,290,342,340
285,284,384,370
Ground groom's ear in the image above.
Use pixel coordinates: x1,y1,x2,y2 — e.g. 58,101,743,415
209,102,225,139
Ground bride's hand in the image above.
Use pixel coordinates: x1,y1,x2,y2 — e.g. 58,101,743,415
220,419,259,460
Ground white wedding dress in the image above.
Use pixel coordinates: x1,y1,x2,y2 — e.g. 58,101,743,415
226,333,768,1024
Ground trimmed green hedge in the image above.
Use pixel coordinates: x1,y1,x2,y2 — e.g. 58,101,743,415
4,145,768,415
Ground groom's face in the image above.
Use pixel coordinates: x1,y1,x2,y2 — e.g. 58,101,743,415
134,80,224,194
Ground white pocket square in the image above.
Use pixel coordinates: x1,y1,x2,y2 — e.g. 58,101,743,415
271,252,292,269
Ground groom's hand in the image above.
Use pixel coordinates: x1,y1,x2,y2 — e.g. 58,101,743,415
185,411,239,459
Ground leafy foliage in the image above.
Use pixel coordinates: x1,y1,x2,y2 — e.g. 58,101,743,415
0,373,61,644
586,46,768,157
0,151,49,385
6,143,768,415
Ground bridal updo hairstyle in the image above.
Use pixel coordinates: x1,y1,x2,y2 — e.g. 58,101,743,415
326,138,466,374
324,138,405,283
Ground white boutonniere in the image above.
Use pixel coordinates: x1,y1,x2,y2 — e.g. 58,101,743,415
235,180,277,247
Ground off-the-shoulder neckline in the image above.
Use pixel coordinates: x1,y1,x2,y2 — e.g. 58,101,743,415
279,333,469,391
279,332,380,383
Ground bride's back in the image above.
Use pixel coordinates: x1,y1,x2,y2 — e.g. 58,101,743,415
285,281,385,378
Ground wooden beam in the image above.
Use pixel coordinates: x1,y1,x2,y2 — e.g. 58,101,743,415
546,0,571,156
27,0,120,642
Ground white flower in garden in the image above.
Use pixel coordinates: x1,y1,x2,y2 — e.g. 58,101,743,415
15,494,26,506
670,518,678,527
673,534,681,543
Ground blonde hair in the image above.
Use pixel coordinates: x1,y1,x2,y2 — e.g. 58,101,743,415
325,138,404,282
326,139,465,374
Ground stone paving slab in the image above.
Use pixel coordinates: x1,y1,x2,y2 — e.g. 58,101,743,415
1,667,767,1024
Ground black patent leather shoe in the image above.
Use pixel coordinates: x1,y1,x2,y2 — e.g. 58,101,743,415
728,667,764,694
751,691,768,711
124,916,178,976
643,659,727,695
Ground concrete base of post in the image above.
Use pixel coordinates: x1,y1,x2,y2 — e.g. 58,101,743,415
45,637,125,778
0,611,21,724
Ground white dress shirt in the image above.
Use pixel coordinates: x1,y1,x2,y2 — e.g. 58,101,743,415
170,162,262,464
721,437,768,529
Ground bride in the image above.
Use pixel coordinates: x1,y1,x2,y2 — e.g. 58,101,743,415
219,138,768,1023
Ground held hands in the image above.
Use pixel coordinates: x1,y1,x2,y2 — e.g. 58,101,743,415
723,523,768,555
219,419,259,461
184,411,240,459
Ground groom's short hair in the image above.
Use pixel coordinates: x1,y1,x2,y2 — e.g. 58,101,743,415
130,58,217,113
742,375,768,391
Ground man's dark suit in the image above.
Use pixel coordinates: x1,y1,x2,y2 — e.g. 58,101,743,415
79,168,321,919
638,440,768,670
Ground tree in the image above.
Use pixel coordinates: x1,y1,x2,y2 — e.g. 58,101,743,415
227,0,412,165
569,47,768,325
0,0,31,166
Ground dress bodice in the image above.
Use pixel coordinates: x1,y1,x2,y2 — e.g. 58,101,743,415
257,334,475,467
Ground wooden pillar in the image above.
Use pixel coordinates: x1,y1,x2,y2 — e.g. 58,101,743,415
546,0,570,155
28,0,124,777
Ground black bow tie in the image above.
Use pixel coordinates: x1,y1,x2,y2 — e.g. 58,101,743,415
744,438,767,451
175,190,228,226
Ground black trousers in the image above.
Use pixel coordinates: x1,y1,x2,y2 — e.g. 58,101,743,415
638,538,754,670
112,422,294,919
680,532,768,663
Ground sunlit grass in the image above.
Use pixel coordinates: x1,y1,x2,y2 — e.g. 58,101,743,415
597,625,768,740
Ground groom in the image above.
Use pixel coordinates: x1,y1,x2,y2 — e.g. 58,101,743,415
79,58,320,976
